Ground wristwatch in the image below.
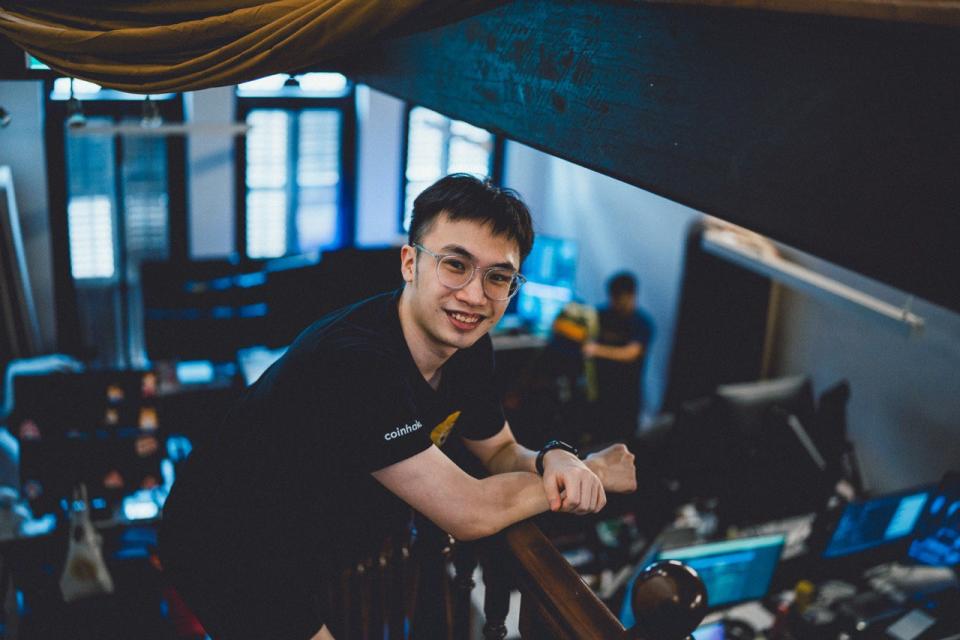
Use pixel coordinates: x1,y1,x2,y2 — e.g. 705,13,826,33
535,439,579,476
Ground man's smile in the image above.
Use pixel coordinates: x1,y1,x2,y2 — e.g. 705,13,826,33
445,309,486,329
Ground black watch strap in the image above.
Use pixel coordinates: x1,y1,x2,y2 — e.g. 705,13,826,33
535,439,579,476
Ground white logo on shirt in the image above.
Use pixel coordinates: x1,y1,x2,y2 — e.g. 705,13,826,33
384,419,424,441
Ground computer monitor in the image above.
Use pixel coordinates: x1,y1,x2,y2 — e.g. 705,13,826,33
823,485,933,560
711,376,831,525
264,248,402,346
514,236,578,336
657,534,786,609
620,534,785,627
908,472,960,567
142,259,270,362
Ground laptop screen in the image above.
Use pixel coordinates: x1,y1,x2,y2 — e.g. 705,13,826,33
656,534,786,609
908,473,960,567
823,487,932,559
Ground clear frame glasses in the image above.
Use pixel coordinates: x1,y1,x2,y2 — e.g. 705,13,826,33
414,243,526,301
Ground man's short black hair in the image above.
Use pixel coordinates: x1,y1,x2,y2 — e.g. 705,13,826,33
409,174,535,263
607,271,638,298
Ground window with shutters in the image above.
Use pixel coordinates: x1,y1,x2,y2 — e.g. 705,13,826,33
400,106,504,232
45,79,186,366
236,73,355,259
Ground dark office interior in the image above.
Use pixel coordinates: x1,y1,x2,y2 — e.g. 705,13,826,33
1,2,959,639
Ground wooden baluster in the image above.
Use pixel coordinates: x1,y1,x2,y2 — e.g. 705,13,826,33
409,522,451,639
480,548,511,640
518,594,536,639
388,540,409,639
373,542,388,640
340,565,354,640
359,556,373,639
451,540,478,640
518,592,574,640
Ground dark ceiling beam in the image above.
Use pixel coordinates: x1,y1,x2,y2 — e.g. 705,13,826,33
344,0,960,313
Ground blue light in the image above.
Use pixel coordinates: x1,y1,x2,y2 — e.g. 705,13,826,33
176,360,215,384
239,303,268,318
122,494,159,521
884,493,929,540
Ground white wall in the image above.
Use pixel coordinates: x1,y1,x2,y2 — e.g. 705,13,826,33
355,86,406,247
504,142,703,418
184,87,236,257
769,250,960,492
0,80,56,351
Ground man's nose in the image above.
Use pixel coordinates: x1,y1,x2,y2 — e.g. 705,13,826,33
456,272,487,305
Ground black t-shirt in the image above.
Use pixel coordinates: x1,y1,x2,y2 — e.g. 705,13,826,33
161,290,504,576
595,307,653,411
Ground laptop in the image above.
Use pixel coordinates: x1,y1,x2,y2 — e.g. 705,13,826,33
821,484,934,566
620,534,786,627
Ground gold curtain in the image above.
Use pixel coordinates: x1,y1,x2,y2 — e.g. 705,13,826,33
0,0,502,93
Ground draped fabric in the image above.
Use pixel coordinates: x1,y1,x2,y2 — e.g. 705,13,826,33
0,0,503,93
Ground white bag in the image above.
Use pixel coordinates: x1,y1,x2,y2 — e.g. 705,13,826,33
59,484,114,602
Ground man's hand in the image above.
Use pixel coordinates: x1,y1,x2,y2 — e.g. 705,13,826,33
581,341,598,358
584,444,638,494
541,450,607,514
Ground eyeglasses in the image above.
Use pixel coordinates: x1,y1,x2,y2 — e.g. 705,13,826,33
414,244,526,301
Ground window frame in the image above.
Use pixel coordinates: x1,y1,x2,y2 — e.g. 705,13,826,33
234,91,357,261
398,103,506,234
43,84,187,355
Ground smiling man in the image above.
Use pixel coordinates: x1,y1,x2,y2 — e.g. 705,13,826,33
159,174,637,640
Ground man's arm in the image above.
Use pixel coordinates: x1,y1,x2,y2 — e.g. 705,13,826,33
582,340,644,363
371,445,601,540
462,422,637,510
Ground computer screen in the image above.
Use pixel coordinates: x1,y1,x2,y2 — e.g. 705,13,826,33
691,621,726,640
823,487,932,559
654,534,786,610
908,472,960,566
711,376,833,525
514,236,578,336
142,259,270,362
259,247,403,348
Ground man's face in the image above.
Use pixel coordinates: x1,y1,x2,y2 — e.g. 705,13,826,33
612,292,636,315
401,214,520,353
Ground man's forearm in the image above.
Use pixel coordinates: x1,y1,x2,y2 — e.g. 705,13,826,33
589,342,643,363
483,441,538,475
465,471,551,539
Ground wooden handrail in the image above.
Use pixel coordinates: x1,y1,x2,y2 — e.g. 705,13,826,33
492,520,707,640
497,520,630,639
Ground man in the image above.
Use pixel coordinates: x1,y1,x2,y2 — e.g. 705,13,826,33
583,272,654,443
159,174,637,640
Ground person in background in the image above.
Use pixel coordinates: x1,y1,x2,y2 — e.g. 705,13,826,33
583,272,654,443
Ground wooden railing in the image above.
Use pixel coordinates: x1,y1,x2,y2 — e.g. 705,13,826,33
489,521,706,640
324,517,707,639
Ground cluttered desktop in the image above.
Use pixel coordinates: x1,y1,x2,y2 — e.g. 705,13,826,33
613,472,960,640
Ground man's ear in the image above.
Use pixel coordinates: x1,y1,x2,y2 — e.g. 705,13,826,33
400,244,416,283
